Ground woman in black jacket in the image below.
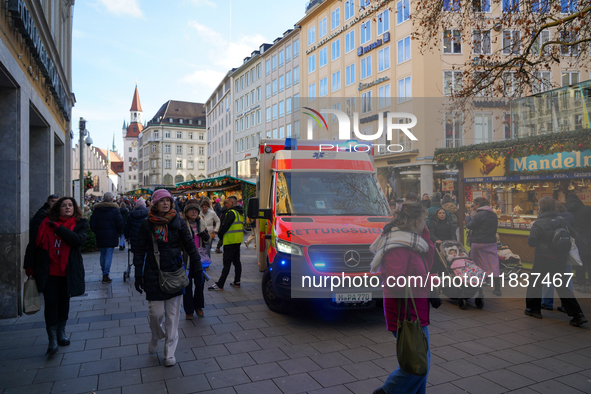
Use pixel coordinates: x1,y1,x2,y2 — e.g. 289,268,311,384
428,208,456,274
24,197,87,355
466,198,502,295
133,189,202,367
525,197,587,326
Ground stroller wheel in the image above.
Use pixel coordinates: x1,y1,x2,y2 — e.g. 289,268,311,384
475,298,484,309
458,298,467,309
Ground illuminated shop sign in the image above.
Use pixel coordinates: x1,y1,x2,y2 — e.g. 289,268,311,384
510,150,591,172
357,32,390,56
8,0,70,121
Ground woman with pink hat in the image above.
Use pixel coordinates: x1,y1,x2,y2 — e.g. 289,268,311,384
133,189,202,367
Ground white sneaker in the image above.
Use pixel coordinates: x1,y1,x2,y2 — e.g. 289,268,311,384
164,357,176,367
148,338,159,354
208,284,223,291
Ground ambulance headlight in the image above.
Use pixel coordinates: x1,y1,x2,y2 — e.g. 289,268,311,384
275,238,303,256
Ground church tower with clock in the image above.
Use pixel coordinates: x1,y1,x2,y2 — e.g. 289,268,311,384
122,84,144,193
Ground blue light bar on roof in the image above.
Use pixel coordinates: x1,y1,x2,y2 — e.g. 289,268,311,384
285,138,297,150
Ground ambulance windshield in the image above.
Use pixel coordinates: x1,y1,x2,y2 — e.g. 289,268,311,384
275,171,390,216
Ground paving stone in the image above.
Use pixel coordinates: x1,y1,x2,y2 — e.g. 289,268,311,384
224,340,262,355
426,365,461,386
243,362,287,381
248,348,289,364
529,379,586,394
193,344,230,360
210,322,243,335
278,357,321,375
511,362,561,383
17,354,63,371
480,369,537,391
85,337,120,351
431,345,471,362
179,358,221,376
489,349,535,365
451,375,507,394
342,361,389,380
439,358,489,378
33,365,81,383
121,381,167,394
98,369,142,390
339,347,381,363
140,363,183,383
164,374,211,394
101,345,137,360
206,368,251,389
0,370,37,388
309,366,357,387
426,382,472,394
310,352,354,369
79,359,121,376
120,354,160,370
231,329,266,341
234,379,282,394
0,382,53,394
215,353,256,370
555,372,591,392
344,378,384,394
202,333,237,346
273,373,323,394
532,357,584,375
463,354,513,371
50,375,98,394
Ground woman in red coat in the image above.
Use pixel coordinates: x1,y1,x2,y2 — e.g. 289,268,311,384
370,202,436,394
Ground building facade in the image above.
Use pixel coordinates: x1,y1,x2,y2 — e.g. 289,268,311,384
232,48,265,182
0,0,76,317
72,144,124,197
206,70,235,178
298,0,590,199
138,101,207,188
122,85,144,192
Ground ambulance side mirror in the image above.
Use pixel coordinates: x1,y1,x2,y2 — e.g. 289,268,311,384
247,197,272,220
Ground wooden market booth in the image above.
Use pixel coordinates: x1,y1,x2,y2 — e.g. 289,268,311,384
434,130,591,268
175,176,256,206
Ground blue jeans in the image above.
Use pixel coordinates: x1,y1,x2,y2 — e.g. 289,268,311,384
542,265,573,309
99,247,115,275
382,326,430,394
119,234,126,248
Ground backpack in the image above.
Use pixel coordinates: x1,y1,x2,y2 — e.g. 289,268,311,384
550,226,571,254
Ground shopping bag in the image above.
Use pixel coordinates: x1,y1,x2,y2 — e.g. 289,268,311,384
396,285,429,376
198,247,212,269
23,277,41,315
567,237,583,267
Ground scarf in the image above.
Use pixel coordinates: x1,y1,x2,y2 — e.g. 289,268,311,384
36,216,77,276
149,209,177,242
369,228,430,273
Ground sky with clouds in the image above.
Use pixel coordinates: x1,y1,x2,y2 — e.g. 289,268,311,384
72,0,304,150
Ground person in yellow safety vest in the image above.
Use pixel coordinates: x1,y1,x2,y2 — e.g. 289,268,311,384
208,196,244,290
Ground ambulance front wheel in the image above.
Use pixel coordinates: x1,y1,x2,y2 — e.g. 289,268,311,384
262,270,292,314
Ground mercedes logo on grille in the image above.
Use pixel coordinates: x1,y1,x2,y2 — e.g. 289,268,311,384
343,250,361,268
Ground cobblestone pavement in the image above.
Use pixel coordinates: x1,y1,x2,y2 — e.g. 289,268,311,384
1,239,590,393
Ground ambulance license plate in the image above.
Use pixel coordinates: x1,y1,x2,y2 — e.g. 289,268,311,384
332,293,372,303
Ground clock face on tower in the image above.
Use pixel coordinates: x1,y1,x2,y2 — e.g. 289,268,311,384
131,140,138,148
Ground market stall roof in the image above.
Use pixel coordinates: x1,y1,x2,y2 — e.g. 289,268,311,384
125,188,153,196
175,175,255,191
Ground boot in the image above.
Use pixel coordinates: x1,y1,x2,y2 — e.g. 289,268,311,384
492,277,502,296
46,326,58,355
57,321,70,346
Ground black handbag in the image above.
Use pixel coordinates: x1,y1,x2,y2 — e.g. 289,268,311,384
396,284,429,376
151,234,189,294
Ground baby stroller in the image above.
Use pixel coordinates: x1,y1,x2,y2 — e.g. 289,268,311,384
436,240,485,310
496,234,523,275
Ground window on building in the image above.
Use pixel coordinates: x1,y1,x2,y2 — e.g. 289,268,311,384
346,63,356,86
332,71,341,91
378,47,390,72
272,104,278,120
199,133,204,140
444,70,463,96
397,36,411,63
561,31,579,56
266,59,271,75
308,55,316,73
443,30,462,54
473,30,492,54
308,26,315,45
561,71,579,86
266,107,271,122
294,66,300,84
154,131,159,139
320,77,328,96
294,93,300,110
278,126,284,139
272,79,278,95
531,30,550,56
360,21,371,45
286,124,292,137
286,45,291,62
377,10,389,35
397,0,410,24
257,86,261,102
165,130,171,138
345,0,355,20
361,91,372,114
257,64,261,78
398,77,411,102
319,17,327,37
279,101,285,117
152,144,156,153
502,30,521,55
176,159,182,169
199,146,204,155
502,71,518,96
473,0,491,12
272,55,277,71
474,113,493,144
286,71,292,88
188,160,194,169
345,30,355,53
128,147,132,152
266,83,271,98
279,75,284,92
443,0,461,11
165,144,171,153
502,0,519,12
331,39,341,61
309,83,316,98
188,132,193,140
176,145,182,154
317,48,326,69
444,112,463,147
531,71,551,94
378,84,391,108
361,55,372,79
257,109,261,124
286,97,292,114
294,39,299,57
332,8,340,30
473,72,492,97
278,50,284,67
165,159,171,169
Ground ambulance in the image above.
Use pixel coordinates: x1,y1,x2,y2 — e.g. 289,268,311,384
246,138,392,313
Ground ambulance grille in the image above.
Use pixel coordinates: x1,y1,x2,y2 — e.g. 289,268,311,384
307,244,373,273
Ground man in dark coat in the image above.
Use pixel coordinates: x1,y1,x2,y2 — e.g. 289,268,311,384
90,192,123,283
565,193,591,292
124,198,149,254
420,193,431,209
23,194,59,271
426,193,450,225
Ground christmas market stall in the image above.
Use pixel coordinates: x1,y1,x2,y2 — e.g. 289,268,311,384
434,130,591,267
124,188,153,201
175,176,256,206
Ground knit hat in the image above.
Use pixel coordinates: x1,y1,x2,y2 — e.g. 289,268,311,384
183,200,200,216
215,198,220,203
152,189,172,205
136,198,146,207
441,194,451,205
431,192,442,204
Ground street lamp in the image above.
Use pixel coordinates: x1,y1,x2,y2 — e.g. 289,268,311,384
79,118,92,207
